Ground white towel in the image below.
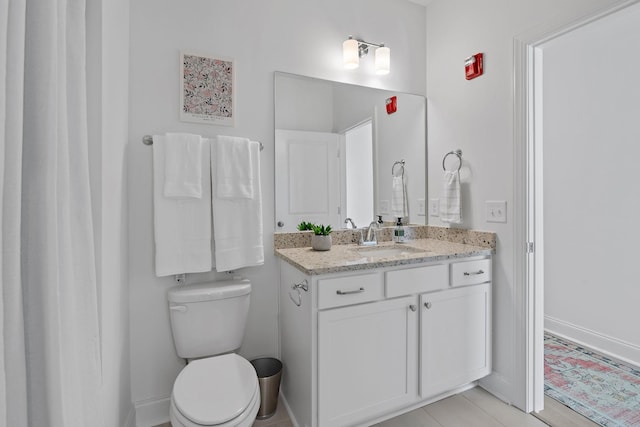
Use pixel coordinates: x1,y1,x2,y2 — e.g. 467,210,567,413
212,140,264,272
391,175,408,218
163,133,203,198
153,135,212,276
440,170,461,223
216,135,254,199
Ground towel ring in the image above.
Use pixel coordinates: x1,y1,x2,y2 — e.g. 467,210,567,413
442,150,462,172
392,160,405,177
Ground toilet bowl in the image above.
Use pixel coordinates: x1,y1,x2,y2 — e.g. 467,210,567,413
170,354,260,427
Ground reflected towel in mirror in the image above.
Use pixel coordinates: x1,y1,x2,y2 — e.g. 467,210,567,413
391,175,408,218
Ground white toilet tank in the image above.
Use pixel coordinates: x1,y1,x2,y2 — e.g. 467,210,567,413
168,279,251,359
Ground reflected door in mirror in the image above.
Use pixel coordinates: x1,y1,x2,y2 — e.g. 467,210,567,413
275,129,340,231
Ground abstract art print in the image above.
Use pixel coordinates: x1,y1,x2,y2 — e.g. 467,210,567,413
180,51,235,126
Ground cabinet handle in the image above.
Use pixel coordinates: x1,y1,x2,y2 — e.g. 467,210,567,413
463,269,485,276
424,302,432,309
336,287,365,295
409,304,417,312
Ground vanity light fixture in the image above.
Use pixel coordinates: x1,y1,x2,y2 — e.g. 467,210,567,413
343,35,390,75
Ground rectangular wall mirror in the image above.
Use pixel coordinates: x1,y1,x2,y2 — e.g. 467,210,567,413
274,72,426,232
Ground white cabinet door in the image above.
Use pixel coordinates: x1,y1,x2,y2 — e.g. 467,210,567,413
420,283,491,398
318,296,418,427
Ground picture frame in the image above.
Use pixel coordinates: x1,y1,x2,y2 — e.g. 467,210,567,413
180,51,235,126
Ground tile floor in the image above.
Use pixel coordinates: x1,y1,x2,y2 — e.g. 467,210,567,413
156,386,589,427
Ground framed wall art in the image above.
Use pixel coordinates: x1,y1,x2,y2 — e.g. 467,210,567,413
180,51,235,126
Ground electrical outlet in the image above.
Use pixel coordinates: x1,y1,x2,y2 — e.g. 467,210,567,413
429,199,440,217
486,200,507,223
417,199,426,216
379,200,390,215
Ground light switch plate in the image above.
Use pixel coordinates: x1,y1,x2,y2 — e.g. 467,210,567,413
429,199,440,217
417,199,426,216
380,200,390,215
486,200,507,223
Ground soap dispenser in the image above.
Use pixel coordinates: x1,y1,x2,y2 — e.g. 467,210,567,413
393,217,405,243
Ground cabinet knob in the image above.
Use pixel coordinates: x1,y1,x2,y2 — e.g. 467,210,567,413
424,302,432,309
409,304,417,312
277,221,285,228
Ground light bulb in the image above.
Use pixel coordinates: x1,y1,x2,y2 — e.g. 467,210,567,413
375,46,390,75
343,38,359,70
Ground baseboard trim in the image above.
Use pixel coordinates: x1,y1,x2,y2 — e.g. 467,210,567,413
279,392,299,427
479,371,514,408
124,405,136,427
545,315,640,367
134,395,171,427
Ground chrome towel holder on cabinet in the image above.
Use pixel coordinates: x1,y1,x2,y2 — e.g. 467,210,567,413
442,149,462,172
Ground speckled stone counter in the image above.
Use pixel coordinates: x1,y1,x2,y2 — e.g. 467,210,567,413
275,237,494,275
274,225,496,250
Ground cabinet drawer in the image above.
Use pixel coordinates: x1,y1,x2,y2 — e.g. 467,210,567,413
385,264,448,298
318,273,383,309
450,259,491,286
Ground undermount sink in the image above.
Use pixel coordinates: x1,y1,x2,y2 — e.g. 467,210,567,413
355,245,427,258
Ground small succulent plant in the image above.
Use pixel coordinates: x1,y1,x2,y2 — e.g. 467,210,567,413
297,221,315,231
311,224,332,236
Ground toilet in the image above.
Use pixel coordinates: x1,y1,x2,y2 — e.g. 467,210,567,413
167,279,260,427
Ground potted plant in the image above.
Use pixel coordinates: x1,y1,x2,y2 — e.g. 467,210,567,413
311,224,332,251
297,221,314,231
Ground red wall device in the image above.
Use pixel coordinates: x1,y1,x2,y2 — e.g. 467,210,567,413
386,96,397,114
465,53,483,80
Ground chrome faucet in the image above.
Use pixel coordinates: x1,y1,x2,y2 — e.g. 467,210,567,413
344,218,357,229
366,220,381,242
359,220,380,246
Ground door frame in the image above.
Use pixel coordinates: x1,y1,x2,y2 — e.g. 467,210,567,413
514,0,640,413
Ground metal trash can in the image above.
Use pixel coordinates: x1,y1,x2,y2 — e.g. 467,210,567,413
250,357,283,419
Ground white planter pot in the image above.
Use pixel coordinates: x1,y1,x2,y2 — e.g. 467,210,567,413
311,234,332,251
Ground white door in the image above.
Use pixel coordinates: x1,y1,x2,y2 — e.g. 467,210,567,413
318,296,418,427
420,284,491,398
275,129,340,231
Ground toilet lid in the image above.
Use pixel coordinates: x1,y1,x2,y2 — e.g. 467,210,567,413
173,354,258,425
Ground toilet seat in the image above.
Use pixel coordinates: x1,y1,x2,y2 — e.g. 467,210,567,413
171,354,259,426
170,385,259,427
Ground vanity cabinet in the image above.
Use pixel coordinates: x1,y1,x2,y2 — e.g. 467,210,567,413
318,296,418,427
279,256,492,427
420,283,491,397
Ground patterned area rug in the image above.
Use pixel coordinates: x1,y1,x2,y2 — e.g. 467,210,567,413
545,333,640,426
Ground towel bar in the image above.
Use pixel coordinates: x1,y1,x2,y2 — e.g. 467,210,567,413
442,149,462,172
142,134,264,151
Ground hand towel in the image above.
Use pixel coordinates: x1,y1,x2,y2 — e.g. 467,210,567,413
391,175,408,218
440,170,461,223
216,135,254,199
211,139,264,272
163,133,203,198
153,135,212,276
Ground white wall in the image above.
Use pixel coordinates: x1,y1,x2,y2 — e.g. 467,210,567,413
128,1,426,424
425,0,623,409
87,1,133,426
542,2,640,366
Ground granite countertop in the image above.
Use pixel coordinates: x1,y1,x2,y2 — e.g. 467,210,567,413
275,238,493,275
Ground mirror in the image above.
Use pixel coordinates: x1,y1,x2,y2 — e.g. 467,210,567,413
274,72,426,232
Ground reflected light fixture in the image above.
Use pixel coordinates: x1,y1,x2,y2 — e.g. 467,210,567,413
343,35,391,75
